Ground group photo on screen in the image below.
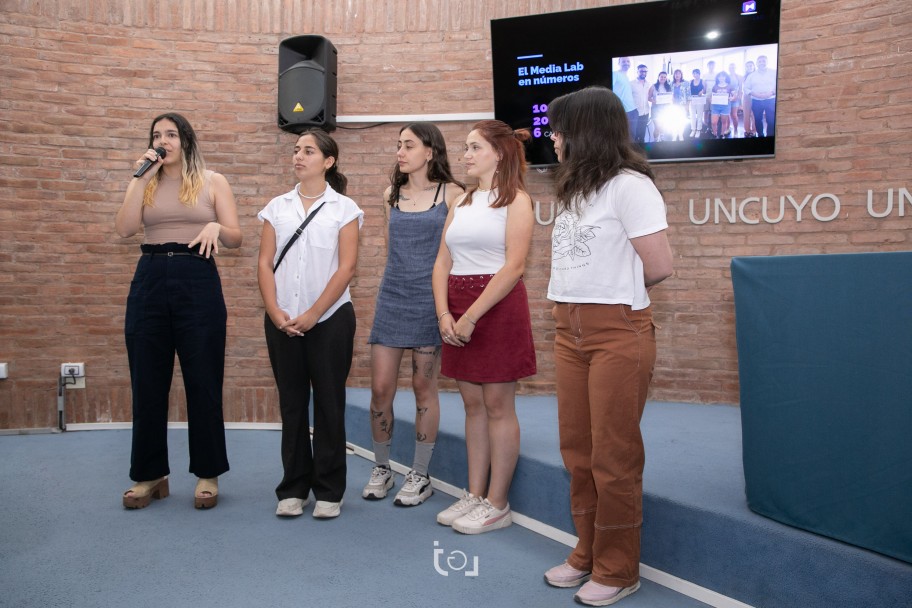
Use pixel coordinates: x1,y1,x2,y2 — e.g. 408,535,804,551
615,44,778,144
490,0,782,163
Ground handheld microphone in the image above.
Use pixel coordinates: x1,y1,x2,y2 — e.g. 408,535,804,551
133,147,167,178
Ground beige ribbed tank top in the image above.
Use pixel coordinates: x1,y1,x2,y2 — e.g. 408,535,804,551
142,170,217,244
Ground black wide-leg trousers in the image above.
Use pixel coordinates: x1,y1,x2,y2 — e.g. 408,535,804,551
125,244,229,482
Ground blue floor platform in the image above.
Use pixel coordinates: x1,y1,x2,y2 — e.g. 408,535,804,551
2,390,909,608
0,428,707,608
344,388,912,608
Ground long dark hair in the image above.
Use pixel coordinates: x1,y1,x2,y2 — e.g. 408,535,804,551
387,122,463,206
655,72,672,93
548,86,654,213
298,128,348,194
463,119,530,209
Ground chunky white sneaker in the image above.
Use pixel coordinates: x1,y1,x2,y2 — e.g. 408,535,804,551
573,580,641,606
275,497,308,517
393,471,433,506
436,491,482,526
544,561,592,588
362,465,394,500
451,498,512,534
313,499,343,519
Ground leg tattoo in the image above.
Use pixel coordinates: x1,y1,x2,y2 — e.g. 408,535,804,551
413,346,440,379
371,408,394,440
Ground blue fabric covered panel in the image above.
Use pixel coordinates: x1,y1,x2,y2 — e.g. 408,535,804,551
731,252,912,564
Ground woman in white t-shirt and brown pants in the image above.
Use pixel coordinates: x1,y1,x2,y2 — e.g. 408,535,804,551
543,87,674,607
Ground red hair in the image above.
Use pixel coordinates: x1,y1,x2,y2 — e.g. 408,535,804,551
463,120,530,208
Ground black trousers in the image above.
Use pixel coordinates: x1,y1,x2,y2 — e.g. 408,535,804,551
634,112,649,143
125,243,230,481
265,302,355,502
626,109,639,141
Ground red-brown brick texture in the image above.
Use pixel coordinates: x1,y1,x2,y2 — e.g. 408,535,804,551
1,1,910,427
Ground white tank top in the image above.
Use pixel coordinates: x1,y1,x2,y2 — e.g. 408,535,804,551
444,190,507,275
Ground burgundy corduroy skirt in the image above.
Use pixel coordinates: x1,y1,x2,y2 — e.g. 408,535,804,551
440,274,537,383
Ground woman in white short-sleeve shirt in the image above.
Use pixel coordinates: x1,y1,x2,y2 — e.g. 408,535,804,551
542,87,673,607
257,129,363,520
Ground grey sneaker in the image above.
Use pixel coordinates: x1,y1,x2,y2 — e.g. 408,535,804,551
394,471,433,506
362,465,394,500
451,498,512,534
436,491,482,526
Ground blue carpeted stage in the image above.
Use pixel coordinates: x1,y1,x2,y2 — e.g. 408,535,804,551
345,388,912,608
1,389,909,607
0,425,704,608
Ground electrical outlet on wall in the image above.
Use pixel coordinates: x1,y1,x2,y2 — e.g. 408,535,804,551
61,363,85,378
61,363,86,389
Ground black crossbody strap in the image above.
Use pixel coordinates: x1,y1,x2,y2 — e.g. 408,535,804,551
272,201,326,273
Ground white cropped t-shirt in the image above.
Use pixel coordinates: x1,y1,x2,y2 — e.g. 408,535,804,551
548,171,668,310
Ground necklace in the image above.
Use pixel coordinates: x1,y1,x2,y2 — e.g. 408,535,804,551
298,185,326,200
400,183,438,202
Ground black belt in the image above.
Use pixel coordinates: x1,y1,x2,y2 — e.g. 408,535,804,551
143,251,203,257
142,251,213,263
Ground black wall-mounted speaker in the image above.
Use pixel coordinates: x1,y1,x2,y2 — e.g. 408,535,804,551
278,35,337,133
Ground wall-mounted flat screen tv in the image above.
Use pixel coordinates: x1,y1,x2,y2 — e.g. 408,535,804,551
491,0,781,165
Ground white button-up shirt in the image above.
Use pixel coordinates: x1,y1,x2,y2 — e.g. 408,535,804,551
258,182,364,322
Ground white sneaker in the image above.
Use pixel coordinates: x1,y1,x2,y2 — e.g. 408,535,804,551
436,491,482,526
362,465,394,500
313,499,343,519
574,580,641,606
394,471,433,506
451,498,512,534
544,562,592,588
275,497,308,517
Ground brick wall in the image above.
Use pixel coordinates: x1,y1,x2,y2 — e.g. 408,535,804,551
1,0,910,428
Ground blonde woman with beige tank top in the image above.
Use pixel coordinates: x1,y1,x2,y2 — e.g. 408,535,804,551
115,112,241,511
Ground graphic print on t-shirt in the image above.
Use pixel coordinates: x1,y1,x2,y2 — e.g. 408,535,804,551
552,213,600,262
